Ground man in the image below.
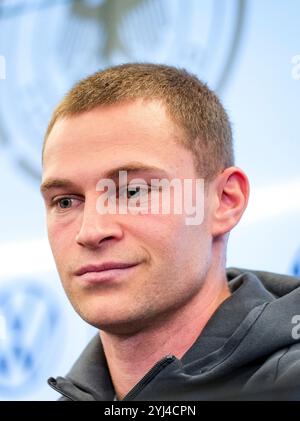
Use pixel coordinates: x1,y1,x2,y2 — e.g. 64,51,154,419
41,63,300,401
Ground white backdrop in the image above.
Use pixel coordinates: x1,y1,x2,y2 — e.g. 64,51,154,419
0,0,299,400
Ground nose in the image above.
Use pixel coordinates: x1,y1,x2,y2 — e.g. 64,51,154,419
75,198,123,249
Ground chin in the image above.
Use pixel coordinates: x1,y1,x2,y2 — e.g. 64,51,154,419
75,304,157,336
82,315,147,335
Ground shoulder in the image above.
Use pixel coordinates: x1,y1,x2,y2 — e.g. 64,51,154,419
244,342,300,392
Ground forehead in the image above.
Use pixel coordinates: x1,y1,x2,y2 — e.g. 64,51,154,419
42,100,196,182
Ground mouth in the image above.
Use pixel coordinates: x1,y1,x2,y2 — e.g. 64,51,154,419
74,261,141,284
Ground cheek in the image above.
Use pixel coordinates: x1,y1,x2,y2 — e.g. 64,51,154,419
47,217,75,265
131,213,208,264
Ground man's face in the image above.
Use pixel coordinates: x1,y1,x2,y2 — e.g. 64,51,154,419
41,100,213,334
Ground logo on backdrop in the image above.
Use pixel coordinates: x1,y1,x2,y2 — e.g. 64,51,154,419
0,280,62,396
291,248,300,277
0,0,246,180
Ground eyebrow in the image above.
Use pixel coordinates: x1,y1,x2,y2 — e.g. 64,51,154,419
40,178,77,194
40,162,170,194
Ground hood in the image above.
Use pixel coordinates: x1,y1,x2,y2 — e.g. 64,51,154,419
48,268,300,400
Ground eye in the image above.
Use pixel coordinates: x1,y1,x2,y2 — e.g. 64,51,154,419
118,185,150,199
127,186,143,199
58,198,73,209
51,196,82,211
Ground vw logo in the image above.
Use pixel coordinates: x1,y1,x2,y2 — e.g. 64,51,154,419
0,280,62,397
0,0,246,181
292,248,300,277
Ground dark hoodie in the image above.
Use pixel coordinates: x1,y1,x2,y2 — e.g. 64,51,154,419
48,268,300,400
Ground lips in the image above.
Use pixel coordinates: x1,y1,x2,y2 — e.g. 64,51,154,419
75,261,140,276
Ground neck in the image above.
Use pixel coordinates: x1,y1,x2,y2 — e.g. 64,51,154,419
100,265,230,400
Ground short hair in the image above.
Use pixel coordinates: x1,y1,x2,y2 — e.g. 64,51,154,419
43,63,234,179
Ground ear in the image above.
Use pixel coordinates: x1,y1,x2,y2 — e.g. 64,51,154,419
210,167,250,238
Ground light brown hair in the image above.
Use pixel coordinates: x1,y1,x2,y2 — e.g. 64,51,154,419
43,63,234,179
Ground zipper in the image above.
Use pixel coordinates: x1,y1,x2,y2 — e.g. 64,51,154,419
122,355,176,401
48,377,76,401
